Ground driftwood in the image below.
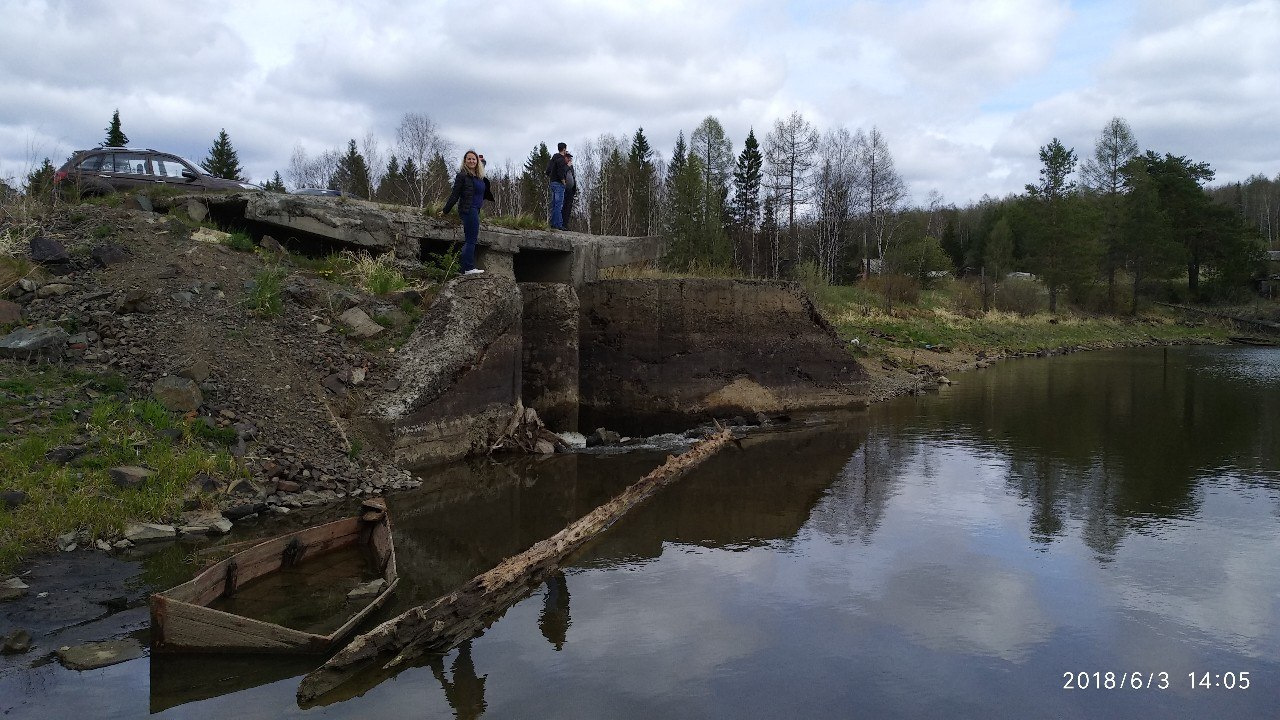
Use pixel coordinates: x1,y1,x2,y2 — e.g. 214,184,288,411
297,428,734,704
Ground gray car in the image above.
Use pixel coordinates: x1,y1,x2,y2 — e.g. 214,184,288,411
54,147,259,196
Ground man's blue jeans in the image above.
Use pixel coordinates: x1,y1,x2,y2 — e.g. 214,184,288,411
459,206,480,271
549,182,565,229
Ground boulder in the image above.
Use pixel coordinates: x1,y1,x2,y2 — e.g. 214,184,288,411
2,628,32,655
108,465,154,489
337,307,384,339
115,288,158,314
29,235,69,263
45,445,87,465
1,577,29,602
186,199,209,223
176,359,211,383
0,325,68,359
152,375,203,412
1,490,29,510
56,639,145,670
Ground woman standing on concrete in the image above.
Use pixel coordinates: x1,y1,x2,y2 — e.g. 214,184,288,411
441,150,495,275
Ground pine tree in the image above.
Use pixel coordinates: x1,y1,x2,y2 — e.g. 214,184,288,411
627,128,655,235
520,143,551,217
376,155,403,204
332,139,372,199
262,171,286,193
24,158,55,201
731,128,763,272
1023,138,1097,312
201,129,245,181
103,109,128,147
426,152,450,208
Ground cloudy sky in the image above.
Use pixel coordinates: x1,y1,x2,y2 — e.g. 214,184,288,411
2,0,1277,206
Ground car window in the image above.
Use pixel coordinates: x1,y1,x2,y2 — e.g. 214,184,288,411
77,154,106,171
153,156,193,178
115,153,148,175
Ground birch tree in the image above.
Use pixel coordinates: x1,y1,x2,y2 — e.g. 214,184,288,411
764,112,819,276
853,126,906,276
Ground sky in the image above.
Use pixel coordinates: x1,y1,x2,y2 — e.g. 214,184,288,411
1,0,1278,207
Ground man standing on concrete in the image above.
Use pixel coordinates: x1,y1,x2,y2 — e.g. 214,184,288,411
545,142,568,230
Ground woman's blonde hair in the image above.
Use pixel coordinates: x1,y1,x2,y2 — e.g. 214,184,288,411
459,149,485,178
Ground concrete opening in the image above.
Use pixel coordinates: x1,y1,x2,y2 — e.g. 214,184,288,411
513,248,573,283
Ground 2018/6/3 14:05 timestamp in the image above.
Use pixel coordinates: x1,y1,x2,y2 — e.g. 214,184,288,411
1063,671,1252,689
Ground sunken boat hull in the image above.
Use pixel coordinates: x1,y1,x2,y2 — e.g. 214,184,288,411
150,499,398,654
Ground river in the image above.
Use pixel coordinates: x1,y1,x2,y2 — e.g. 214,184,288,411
5,346,1279,718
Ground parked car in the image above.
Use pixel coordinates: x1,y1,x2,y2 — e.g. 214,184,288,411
290,187,343,197
54,147,260,196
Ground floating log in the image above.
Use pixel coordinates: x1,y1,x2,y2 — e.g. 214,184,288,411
297,428,734,704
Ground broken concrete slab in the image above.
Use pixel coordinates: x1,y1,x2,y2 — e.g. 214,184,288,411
123,523,176,544
3,628,32,654
191,227,230,244
56,638,145,670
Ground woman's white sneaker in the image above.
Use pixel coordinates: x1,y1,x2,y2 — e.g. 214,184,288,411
463,268,485,275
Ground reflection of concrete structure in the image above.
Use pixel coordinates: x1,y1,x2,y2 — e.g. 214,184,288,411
386,421,868,602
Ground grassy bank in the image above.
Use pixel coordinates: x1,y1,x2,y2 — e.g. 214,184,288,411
815,282,1234,355
0,364,245,573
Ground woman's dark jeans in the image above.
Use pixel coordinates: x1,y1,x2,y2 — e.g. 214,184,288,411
459,206,480,271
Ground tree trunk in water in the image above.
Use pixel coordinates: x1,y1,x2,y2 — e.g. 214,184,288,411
298,429,736,706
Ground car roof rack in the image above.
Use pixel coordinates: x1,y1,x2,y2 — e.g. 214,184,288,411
95,146,161,152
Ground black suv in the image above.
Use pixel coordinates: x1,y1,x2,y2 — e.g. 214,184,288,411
54,147,259,196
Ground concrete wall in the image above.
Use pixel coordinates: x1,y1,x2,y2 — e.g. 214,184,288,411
519,283,580,432
578,279,868,435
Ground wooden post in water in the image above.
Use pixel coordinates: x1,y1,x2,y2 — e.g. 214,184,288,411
298,428,736,705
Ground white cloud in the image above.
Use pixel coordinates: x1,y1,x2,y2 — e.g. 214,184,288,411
2,0,1276,202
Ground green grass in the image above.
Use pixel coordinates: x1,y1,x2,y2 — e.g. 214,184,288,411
248,265,288,317
225,231,256,252
488,213,549,231
342,251,408,295
0,364,247,573
91,224,113,239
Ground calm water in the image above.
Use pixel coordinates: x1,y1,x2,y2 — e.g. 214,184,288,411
4,346,1279,718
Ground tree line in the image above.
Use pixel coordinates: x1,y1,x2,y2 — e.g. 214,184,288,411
15,110,1275,308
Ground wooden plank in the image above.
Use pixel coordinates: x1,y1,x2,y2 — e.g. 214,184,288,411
297,429,734,704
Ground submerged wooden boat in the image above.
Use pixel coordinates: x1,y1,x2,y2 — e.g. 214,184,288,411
150,499,398,654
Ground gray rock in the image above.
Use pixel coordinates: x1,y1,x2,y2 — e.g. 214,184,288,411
170,291,195,305
2,490,29,510
2,628,32,655
115,288,157,314
57,532,78,551
29,235,69,263
176,359,212,383
261,235,287,256
337,307,384,339
153,375,203,412
186,199,209,223
90,243,130,267
223,503,264,521
125,194,153,212
35,283,73,298
109,465,154,489
123,523,176,543
1,577,29,602
0,325,68,359
45,445,87,464
0,299,21,324
56,639,145,670
282,282,318,307
191,227,230,244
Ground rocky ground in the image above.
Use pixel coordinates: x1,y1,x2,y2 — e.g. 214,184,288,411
2,204,425,529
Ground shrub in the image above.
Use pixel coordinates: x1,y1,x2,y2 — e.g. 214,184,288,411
994,276,1047,316
790,260,827,298
864,273,921,307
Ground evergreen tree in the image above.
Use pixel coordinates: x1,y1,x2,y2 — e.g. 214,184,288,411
1118,158,1177,313
627,128,655,235
262,171,286,193
201,129,245,181
104,109,128,147
376,155,403,204
520,143,552,217
401,158,420,206
24,158,55,202
426,152,451,208
1023,138,1097,312
332,139,371,198
731,129,764,275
